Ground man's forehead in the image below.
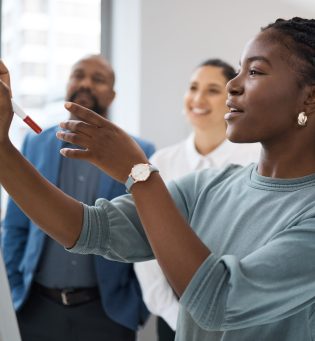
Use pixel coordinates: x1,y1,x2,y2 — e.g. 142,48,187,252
72,58,110,73
70,56,115,86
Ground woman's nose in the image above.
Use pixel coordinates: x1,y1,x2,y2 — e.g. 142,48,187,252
193,91,206,104
226,76,244,96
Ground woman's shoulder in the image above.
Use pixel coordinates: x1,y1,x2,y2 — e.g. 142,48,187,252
166,164,253,214
173,163,251,194
193,163,248,184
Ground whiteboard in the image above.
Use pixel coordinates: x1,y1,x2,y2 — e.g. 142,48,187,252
0,250,21,341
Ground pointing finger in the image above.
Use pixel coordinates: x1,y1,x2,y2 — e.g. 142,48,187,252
59,120,95,137
64,102,107,127
60,148,90,160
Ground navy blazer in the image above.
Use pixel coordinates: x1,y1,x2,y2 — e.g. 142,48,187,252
1,125,155,331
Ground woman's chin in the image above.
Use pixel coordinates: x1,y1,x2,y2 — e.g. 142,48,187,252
226,130,257,144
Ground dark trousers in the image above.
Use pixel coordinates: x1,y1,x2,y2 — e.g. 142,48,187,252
17,287,135,341
157,317,175,341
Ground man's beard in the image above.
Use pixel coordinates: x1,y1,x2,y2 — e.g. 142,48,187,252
67,89,105,116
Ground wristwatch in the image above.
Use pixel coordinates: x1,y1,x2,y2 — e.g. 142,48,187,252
125,163,159,193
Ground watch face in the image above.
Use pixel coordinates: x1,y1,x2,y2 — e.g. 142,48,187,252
131,164,150,181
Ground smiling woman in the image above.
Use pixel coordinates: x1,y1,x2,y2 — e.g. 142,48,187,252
0,17,315,341
133,59,260,340
135,59,260,184
225,19,315,167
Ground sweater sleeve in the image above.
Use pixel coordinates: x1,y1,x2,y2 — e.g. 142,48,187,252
180,218,315,331
68,172,193,262
69,195,154,262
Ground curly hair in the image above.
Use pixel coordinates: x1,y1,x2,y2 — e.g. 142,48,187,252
261,17,315,85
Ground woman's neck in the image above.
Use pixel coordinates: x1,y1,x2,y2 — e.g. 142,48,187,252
194,124,226,156
258,137,315,178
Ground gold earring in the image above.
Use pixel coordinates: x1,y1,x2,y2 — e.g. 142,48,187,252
297,112,307,126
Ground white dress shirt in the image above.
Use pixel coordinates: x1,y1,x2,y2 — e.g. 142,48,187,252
134,135,261,330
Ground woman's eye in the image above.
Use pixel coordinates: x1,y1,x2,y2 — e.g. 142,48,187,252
249,69,262,76
208,89,220,94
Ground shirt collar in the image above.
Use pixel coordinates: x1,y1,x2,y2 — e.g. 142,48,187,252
185,133,203,170
209,139,238,167
185,133,239,170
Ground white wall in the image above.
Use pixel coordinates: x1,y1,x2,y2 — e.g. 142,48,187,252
110,0,142,136
110,0,315,149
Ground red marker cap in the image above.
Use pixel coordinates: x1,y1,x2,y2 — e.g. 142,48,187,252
23,116,42,134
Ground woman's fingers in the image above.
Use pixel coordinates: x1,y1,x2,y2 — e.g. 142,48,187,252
56,130,91,149
64,102,107,127
0,79,14,143
0,60,12,96
58,103,149,182
60,148,89,159
0,80,12,97
0,80,13,115
59,120,96,138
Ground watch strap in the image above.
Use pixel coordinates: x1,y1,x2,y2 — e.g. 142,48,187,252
125,164,159,193
125,176,135,193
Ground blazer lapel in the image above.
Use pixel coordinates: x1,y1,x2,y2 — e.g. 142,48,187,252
45,127,63,185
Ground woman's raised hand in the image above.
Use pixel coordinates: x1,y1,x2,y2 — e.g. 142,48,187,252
0,60,13,144
57,102,149,183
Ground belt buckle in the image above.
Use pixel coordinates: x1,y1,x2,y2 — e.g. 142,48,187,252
61,289,73,305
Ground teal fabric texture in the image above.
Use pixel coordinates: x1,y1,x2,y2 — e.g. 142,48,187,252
70,164,315,340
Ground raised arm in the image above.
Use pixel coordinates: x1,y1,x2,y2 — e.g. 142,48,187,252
0,61,82,248
0,60,210,297
56,103,211,296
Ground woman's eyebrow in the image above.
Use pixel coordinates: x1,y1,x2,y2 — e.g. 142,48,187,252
238,56,272,67
246,56,272,66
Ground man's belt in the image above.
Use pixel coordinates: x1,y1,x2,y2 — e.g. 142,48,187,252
33,282,99,306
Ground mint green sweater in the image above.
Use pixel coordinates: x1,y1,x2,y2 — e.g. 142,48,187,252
70,164,315,340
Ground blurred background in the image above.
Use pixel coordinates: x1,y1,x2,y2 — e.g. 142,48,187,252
1,0,315,339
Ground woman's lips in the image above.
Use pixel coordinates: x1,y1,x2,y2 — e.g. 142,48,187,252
190,108,210,116
224,110,244,120
225,101,244,120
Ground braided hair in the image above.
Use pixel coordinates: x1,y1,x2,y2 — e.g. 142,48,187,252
198,59,236,82
261,17,315,86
